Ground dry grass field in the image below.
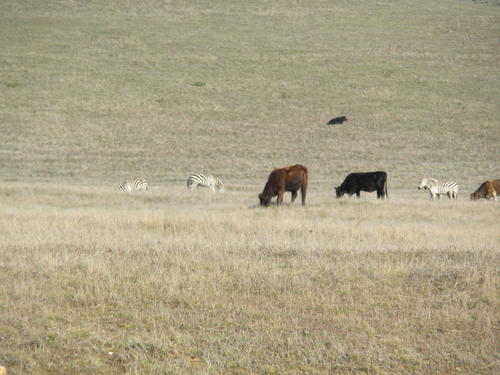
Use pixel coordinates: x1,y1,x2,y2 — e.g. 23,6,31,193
1,1,499,374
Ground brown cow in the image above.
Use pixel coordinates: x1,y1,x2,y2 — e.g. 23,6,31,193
470,179,500,201
259,164,308,206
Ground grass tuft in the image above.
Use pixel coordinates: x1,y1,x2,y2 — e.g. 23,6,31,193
6,81,20,88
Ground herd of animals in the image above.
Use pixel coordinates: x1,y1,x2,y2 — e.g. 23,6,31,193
117,164,500,205
115,115,497,204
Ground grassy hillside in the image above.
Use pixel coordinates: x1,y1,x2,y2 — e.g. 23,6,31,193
1,0,499,189
0,1,499,374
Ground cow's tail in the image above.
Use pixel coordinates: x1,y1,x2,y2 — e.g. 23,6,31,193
384,178,388,199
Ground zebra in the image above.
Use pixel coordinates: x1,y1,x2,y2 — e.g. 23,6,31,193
187,174,224,192
117,178,149,192
418,178,458,200
117,181,133,192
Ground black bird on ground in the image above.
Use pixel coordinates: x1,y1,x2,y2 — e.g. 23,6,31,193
327,116,348,125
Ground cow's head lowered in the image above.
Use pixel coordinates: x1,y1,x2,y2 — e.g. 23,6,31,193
259,193,272,206
335,186,345,198
470,180,491,200
470,191,483,200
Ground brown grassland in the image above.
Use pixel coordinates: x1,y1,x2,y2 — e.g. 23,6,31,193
0,0,499,374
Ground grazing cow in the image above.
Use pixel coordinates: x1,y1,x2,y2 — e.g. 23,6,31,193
470,179,500,201
327,116,348,125
335,171,388,199
259,164,308,206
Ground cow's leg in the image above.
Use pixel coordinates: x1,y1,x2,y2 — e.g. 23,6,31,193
277,190,284,205
291,190,297,203
356,190,360,198
301,186,306,205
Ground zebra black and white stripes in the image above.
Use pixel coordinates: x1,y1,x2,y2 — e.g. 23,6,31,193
187,174,224,192
418,178,458,200
117,181,133,192
117,178,149,192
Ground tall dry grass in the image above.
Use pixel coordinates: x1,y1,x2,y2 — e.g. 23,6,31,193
0,182,498,374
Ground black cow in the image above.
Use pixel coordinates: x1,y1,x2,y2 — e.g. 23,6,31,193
327,116,348,125
335,171,388,199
